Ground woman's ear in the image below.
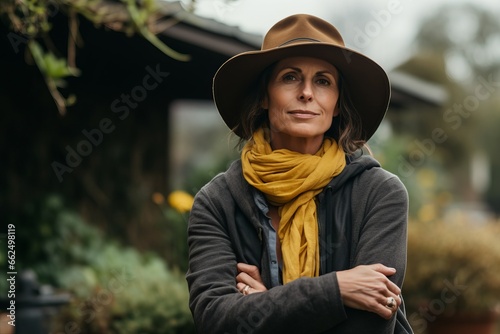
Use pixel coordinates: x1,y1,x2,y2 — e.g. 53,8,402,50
333,105,340,117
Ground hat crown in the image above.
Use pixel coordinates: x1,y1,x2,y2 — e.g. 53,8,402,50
262,14,345,50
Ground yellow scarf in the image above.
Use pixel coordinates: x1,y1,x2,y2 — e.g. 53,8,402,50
241,128,346,283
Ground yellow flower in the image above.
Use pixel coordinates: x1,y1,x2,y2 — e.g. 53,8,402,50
151,192,165,205
168,190,194,213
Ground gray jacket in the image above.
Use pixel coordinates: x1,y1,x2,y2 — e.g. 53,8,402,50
186,153,410,334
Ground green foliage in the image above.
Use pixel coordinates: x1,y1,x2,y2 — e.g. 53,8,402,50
477,98,500,214
393,3,500,211
157,205,190,273
183,154,237,196
1,0,53,38
29,40,80,79
371,130,452,219
0,0,190,114
415,3,500,77
124,0,190,61
18,194,195,334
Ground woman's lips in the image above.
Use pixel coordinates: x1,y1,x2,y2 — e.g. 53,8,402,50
287,110,319,119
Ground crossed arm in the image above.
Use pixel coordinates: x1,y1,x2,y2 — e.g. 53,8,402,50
236,262,402,320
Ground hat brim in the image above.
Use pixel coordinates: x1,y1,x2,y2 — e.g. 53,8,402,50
213,42,390,141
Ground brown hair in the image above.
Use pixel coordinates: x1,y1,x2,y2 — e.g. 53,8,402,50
334,78,366,154
232,64,367,155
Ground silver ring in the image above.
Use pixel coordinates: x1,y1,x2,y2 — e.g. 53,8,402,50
386,297,396,310
242,285,250,295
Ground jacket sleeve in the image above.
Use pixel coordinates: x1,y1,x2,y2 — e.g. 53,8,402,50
333,168,410,334
186,177,348,334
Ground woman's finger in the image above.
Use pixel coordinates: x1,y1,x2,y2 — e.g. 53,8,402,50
387,280,402,296
236,281,264,295
236,272,266,290
236,270,267,295
237,263,264,283
236,282,254,295
374,301,397,320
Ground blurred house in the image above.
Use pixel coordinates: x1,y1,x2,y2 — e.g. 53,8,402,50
0,1,446,257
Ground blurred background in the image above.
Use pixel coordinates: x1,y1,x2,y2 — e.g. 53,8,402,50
1,0,499,333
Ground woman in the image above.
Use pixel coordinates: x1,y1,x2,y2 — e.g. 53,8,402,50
186,14,413,334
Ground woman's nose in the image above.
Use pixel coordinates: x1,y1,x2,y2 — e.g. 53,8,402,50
298,82,313,101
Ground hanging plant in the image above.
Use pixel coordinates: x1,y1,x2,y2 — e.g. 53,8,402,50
0,0,190,115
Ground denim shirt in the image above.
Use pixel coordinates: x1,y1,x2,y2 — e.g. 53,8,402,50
253,191,282,287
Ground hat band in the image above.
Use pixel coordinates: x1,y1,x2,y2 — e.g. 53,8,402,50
278,37,321,47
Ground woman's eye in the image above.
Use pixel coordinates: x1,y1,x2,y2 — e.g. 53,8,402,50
317,78,330,86
282,74,298,82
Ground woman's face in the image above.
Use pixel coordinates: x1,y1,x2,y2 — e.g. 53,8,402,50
264,56,340,152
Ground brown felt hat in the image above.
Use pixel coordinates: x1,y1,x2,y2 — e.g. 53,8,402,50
213,14,391,140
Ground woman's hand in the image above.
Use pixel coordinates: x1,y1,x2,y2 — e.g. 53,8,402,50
336,264,402,319
236,263,268,295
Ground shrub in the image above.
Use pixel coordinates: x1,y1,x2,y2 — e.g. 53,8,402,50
17,195,195,334
404,218,500,315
